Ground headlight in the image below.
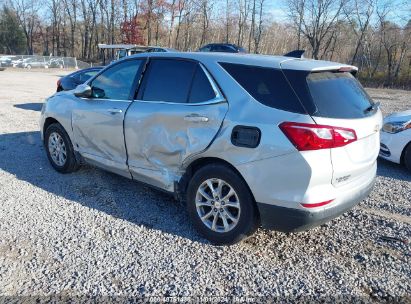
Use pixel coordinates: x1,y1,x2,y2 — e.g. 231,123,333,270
382,121,411,133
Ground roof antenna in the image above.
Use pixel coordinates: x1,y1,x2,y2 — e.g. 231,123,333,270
284,50,305,58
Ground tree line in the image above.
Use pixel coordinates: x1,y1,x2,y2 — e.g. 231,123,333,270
0,0,410,88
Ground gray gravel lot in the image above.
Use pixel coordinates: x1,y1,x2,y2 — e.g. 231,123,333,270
0,69,410,302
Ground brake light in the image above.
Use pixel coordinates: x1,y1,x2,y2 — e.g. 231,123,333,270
279,122,357,151
57,79,61,87
338,67,354,72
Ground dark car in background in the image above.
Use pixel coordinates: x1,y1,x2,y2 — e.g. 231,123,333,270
145,47,177,53
198,43,247,53
57,66,103,92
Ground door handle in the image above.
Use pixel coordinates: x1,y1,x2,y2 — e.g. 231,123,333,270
107,108,123,114
184,114,209,122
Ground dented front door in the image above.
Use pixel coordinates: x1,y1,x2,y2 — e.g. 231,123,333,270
71,59,144,178
124,100,228,190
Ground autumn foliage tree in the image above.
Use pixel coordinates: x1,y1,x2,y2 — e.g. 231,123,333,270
121,17,144,44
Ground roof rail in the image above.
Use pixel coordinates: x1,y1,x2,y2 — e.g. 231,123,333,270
284,50,305,58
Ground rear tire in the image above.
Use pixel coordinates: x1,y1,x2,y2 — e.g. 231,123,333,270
403,143,411,172
45,123,80,173
186,164,258,245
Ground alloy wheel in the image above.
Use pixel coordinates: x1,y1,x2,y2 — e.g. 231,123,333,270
195,178,241,233
48,132,67,166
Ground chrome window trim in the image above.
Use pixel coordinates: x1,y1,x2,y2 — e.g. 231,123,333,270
79,98,133,103
134,96,226,106
198,63,224,101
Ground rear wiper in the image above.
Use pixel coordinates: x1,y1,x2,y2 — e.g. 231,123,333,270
364,102,380,113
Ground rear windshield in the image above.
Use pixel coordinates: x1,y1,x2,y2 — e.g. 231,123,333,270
220,62,306,114
306,72,374,119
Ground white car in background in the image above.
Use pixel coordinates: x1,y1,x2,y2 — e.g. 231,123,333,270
380,110,411,171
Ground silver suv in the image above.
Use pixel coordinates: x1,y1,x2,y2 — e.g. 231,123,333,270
40,53,382,244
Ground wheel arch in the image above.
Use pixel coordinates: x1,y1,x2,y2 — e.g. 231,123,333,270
43,117,75,151
43,117,82,166
43,117,61,142
400,140,411,165
177,157,258,213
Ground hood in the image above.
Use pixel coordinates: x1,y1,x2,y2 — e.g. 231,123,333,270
384,110,411,123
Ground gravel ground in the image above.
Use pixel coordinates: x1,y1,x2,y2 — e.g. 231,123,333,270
0,69,410,302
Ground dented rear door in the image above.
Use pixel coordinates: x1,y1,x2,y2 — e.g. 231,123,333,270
124,58,228,190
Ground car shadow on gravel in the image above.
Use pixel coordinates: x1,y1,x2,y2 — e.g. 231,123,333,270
377,158,411,182
14,103,43,112
0,131,206,243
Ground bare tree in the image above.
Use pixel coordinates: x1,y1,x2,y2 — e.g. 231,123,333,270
12,0,42,54
287,0,346,59
62,0,78,57
236,0,251,47
198,0,213,46
253,0,265,53
344,0,374,65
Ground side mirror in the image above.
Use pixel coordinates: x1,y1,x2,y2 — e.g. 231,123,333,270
74,84,92,98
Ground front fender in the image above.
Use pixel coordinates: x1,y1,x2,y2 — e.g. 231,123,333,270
40,93,77,147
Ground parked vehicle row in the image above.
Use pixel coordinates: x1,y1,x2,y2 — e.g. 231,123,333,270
42,52,383,244
0,56,71,69
2,43,248,70
0,56,13,67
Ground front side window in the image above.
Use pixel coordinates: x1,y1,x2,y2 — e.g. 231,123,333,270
220,62,306,113
90,60,142,100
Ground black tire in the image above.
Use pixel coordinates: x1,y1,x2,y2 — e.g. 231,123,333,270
186,164,258,245
403,142,411,172
44,123,80,173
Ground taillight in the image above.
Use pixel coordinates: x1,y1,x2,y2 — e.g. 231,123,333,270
279,122,357,151
57,79,61,87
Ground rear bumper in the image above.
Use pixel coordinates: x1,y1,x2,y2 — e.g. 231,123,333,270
257,176,375,232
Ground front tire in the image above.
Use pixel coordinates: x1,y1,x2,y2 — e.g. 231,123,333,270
45,123,79,173
187,164,258,245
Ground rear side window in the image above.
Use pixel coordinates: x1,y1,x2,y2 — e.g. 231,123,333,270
215,45,236,52
220,63,306,114
306,72,374,119
142,59,196,103
199,46,211,52
189,66,215,103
